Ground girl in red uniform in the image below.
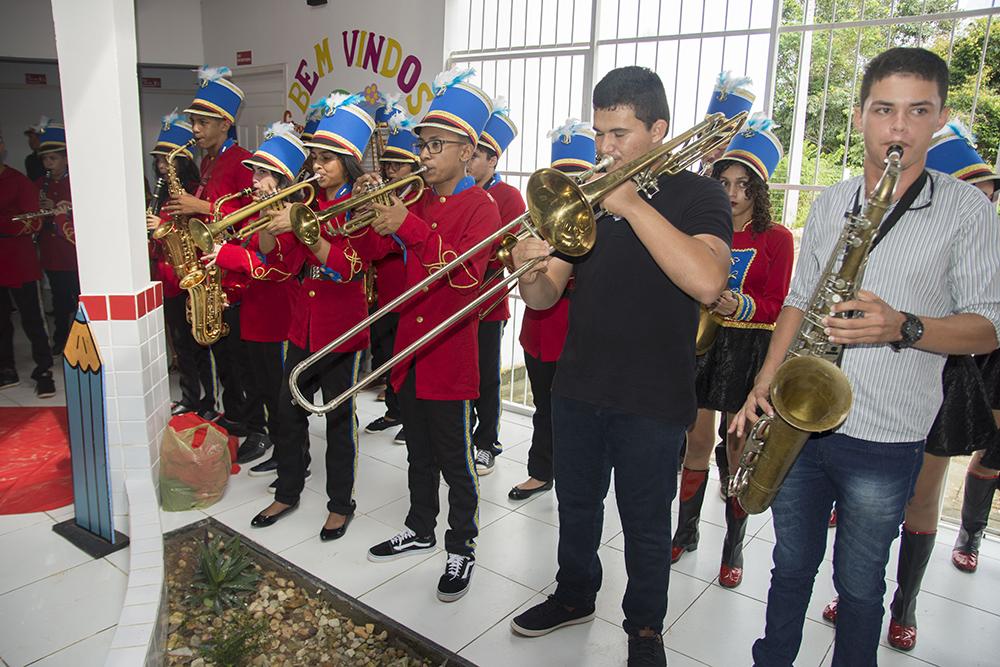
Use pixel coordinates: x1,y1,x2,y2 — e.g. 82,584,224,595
509,119,597,501
672,114,793,589
249,94,373,544
33,120,77,356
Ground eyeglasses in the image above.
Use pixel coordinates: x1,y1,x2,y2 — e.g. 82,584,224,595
413,139,466,155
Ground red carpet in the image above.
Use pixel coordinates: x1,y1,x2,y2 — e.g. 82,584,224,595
0,407,74,514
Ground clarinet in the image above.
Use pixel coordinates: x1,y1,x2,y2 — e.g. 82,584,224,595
148,177,167,216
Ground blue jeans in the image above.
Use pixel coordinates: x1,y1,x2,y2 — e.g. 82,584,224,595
551,394,685,635
752,432,924,667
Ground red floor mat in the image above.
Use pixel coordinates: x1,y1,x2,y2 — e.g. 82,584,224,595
0,407,74,514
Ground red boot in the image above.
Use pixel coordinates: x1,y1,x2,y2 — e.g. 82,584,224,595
672,468,708,563
822,597,838,624
887,527,936,651
952,471,998,573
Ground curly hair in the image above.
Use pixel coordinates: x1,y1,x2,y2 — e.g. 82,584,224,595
711,159,773,236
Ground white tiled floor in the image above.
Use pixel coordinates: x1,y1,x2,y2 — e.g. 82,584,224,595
4,346,1000,664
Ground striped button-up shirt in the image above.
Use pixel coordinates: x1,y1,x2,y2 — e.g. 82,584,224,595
785,170,1000,443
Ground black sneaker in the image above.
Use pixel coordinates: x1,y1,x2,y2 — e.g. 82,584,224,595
510,595,596,637
475,449,495,476
267,470,310,493
35,373,56,399
437,553,474,602
0,368,19,389
198,408,221,422
365,416,401,433
248,455,278,477
392,428,406,445
627,633,666,666
236,433,272,464
367,527,436,562
171,401,197,416
216,416,249,437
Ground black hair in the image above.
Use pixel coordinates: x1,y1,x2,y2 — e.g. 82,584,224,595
860,47,949,108
476,145,498,162
711,158,773,235
592,66,670,129
337,153,365,184
152,154,200,194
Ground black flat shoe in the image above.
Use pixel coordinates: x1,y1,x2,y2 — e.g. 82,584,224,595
250,502,298,528
236,433,272,464
320,511,355,541
508,480,553,501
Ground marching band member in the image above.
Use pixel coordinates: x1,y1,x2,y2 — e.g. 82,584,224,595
467,100,524,475
508,119,596,501
147,112,215,418
732,48,1000,666
163,66,257,437
364,103,421,444
509,66,732,665
0,131,54,398
250,93,373,540
673,114,792,589
359,68,498,602
34,119,78,357
207,123,304,469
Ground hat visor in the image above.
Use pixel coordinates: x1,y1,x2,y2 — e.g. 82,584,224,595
413,121,475,144
242,156,293,181
182,105,226,120
302,137,359,158
968,172,1000,189
37,144,66,155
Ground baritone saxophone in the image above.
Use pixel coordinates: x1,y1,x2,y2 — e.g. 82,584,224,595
729,144,904,514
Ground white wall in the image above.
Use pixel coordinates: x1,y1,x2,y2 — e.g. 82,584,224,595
0,0,203,64
200,0,446,123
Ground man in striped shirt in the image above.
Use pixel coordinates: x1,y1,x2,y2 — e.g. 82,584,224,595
733,47,1000,667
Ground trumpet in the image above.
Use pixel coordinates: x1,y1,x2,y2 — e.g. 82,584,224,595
189,177,318,252
12,205,72,223
289,169,426,246
288,112,745,415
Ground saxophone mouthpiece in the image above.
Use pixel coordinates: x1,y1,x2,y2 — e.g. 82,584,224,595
886,144,903,160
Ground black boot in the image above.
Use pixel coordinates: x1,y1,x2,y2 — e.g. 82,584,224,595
719,497,749,587
952,472,998,573
887,528,935,651
671,467,708,563
715,440,730,500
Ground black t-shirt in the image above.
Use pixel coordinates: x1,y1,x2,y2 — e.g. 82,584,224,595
551,169,732,426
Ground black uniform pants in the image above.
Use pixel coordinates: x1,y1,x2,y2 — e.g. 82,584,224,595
525,351,556,482
46,269,79,353
472,320,503,453
399,367,479,556
370,310,401,421
274,342,359,515
0,281,52,377
209,306,260,429
163,293,214,411
244,340,285,436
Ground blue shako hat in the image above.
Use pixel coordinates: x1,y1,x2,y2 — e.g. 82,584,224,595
718,113,782,182
927,121,1000,188
305,93,376,163
300,107,322,143
151,109,195,159
548,119,596,173
35,117,66,154
706,71,755,121
242,122,308,182
415,66,493,145
374,92,406,125
184,66,245,124
382,112,420,163
479,97,517,157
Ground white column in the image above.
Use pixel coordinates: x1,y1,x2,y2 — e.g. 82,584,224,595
50,0,171,525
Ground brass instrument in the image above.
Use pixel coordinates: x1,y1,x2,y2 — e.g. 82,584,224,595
188,177,318,252
289,168,426,246
730,145,904,514
695,306,723,356
12,206,73,223
288,111,746,415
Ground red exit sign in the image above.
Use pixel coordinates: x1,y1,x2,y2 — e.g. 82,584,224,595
236,50,252,66
141,77,161,88
25,73,47,85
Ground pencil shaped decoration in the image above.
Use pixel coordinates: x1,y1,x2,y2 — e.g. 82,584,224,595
52,303,129,558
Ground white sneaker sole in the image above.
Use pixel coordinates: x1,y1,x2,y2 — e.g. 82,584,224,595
510,612,596,637
476,465,494,476
367,543,436,563
437,578,472,602
248,466,278,478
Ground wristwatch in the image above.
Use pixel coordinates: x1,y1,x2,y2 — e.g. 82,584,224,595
889,311,924,352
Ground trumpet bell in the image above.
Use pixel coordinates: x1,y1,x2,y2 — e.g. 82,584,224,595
289,204,320,246
525,168,597,257
189,220,216,253
770,356,853,433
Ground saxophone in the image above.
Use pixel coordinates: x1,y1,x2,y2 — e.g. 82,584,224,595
730,145,903,514
151,139,229,346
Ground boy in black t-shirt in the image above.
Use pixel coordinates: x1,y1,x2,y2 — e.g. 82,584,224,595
509,67,732,665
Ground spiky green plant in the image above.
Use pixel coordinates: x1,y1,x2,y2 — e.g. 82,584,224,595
190,534,260,613
198,610,267,666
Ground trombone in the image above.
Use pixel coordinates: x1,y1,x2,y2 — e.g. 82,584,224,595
288,111,746,415
189,176,318,252
288,168,426,246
